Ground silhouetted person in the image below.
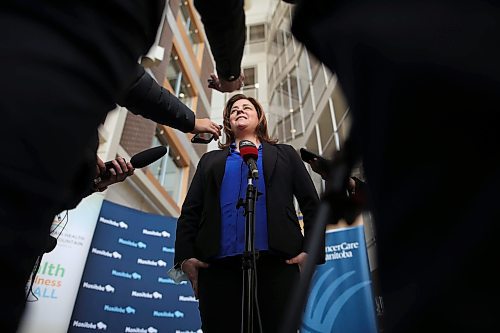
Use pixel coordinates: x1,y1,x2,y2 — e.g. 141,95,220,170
292,0,500,332
0,1,236,330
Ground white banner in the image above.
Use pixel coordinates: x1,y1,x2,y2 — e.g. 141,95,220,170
17,193,104,333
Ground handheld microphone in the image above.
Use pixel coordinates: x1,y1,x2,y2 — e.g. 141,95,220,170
130,145,168,168
98,146,168,181
239,140,259,179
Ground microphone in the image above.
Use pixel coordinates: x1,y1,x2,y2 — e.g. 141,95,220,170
130,145,168,168
99,146,168,181
239,140,259,179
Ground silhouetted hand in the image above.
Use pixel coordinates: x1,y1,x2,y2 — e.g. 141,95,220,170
207,73,245,93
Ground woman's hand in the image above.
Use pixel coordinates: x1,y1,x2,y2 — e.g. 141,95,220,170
181,258,209,298
286,252,308,272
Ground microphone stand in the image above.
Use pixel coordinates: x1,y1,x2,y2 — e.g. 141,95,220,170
279,133,360,333
240,169,258,333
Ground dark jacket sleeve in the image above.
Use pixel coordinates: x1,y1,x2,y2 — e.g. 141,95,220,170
61,133,99,211
194,0,245,80
174,154,206,265
286,145,325,264
117,65,195,133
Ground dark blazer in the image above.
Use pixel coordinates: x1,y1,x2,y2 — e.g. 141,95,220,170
174,142,325,265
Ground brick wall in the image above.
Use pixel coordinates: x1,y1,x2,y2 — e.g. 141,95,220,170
150,21,174,83
120,113,156,157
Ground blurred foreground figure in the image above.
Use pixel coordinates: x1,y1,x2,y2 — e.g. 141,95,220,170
0,0,228,330
0,2,165,330
292,0,500,332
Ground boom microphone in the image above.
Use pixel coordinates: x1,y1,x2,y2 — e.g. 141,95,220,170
239,140,259,179
100,146,168,180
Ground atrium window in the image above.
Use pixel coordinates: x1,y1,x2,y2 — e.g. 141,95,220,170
179,1,202,54
149,130,184,203
243,67,257,89
166,48,195,108
249,24,266,43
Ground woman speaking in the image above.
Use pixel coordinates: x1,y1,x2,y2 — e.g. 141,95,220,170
174,94,324,332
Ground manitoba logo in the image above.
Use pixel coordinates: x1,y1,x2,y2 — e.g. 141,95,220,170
112,270,141,280
162,246,175,253
153,310,184,318
142,229,170,238
131,291,163,299
118,238,147,249
158,277,187,284
82,282,115,293
137,258,167,267
72,321,107,330
99,217,128,229
97,322,107,330
104,305,136,315
91,248,122,259
125,327,158,333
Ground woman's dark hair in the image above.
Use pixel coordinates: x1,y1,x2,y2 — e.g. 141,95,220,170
219,94,278,149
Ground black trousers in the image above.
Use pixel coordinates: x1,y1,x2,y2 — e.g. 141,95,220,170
198,253,300,333
0,1,164,331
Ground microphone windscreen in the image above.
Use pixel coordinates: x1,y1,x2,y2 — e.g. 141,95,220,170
239,140,258,161
130,146,168,168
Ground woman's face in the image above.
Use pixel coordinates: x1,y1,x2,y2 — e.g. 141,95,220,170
229,98,259,136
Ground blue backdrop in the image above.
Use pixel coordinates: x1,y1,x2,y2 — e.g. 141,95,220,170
69,200,201,333
301,226,378,333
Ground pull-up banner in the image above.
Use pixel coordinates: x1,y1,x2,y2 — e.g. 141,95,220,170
301,225,378,333
69,200,201,333
18,193,104,333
